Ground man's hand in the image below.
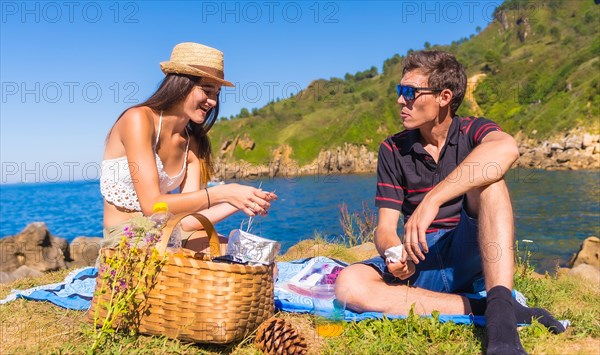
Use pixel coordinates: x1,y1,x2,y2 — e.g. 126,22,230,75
386,258,416,280
403,196,440,264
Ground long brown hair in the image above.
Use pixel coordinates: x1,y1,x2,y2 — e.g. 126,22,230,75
107,74,218,185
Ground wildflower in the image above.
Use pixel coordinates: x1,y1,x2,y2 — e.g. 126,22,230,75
93,214,167,351
123,226,135,238
115,278,128,293
144,232,157,245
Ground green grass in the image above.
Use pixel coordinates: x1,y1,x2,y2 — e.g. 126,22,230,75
1,237,599,354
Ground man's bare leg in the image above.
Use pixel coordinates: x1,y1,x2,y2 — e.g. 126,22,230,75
335,264,473,315
468,179,565,338
467,179,527,354
465,178,515,291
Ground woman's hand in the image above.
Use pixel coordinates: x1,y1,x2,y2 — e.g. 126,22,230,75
217,183,278,216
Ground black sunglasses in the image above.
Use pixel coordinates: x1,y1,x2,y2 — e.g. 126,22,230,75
396,85,442,101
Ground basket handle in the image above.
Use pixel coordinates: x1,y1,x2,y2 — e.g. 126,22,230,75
157,212,221,257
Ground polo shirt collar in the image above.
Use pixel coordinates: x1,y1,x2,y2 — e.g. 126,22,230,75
446,115,460,145
399,116,460,155
396,129,420,155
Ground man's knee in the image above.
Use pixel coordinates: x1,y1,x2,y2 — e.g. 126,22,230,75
335,264,360,297
335,264,381,312
465,178,511,217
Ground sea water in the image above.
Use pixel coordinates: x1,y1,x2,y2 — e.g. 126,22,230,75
1,169,598,272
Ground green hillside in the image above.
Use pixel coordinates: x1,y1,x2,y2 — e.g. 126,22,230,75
210,0,600,165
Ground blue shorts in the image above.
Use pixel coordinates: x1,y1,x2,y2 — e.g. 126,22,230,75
361,209,485,294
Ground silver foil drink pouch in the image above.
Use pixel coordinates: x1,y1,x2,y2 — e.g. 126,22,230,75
226,229,281,265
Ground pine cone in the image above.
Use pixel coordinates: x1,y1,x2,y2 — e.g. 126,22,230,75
255,317,308,355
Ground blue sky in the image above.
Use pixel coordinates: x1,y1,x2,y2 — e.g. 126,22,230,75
1,0,498,183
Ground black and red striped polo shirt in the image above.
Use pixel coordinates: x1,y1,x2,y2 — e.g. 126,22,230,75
375,116,502,232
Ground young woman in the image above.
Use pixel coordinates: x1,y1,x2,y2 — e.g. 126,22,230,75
100,42,276,250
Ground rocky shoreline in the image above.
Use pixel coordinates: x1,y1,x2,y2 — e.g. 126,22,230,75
0,223,101,284
1,222,598,286
515,131,600,170
213,132,600,180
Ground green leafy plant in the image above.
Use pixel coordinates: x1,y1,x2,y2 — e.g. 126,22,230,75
513,239,548,307
91,215,168,352
515,239,535,278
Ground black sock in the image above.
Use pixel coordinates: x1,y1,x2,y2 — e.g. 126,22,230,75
512,300,565,334
485,286,527,355
467,293,566,334
467,296,487,316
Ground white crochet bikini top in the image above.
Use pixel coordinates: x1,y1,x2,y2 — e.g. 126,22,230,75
100,112,190,211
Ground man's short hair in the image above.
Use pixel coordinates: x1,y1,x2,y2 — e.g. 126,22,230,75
402,51,467,115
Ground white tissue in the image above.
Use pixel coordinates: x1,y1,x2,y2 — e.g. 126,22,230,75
384,245,404,263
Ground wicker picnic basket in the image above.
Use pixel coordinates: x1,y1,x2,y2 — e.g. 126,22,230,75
88,213,275,344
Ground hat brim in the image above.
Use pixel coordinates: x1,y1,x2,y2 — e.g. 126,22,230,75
160,61,234,87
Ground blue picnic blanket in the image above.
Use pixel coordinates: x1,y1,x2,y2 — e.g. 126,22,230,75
0,267,97,310
0,257,569,329
275,257,533,327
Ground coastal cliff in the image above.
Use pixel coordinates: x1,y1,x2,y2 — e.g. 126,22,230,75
209,0,599,177
212,131,600,180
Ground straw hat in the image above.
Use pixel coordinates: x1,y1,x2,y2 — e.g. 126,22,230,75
160,42,234,87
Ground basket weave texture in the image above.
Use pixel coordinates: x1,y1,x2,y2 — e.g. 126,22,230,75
88,213,275,344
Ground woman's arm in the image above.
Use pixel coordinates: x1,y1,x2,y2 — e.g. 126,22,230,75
116,108,276,218
178,143,239,229
115,108,210,215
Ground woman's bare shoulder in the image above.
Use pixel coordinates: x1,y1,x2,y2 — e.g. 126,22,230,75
106,107,157,157
117,106,155,131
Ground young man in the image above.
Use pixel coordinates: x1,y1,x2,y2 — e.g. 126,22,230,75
335,51,564,354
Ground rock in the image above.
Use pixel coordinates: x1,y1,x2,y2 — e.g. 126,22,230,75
495,10,510,31
568,236,600,268
585,145,596,155
556,267,571,276
68,237,102,267
0,265,44,284
568,264,600,287
564,136,583,150
516,16,530,42
510,130,600,170
555,150,573,163
280,239,378,263
565,82,572,92
314,144,377,176
219,139,234,156
582,133,595,148
0,272,10,284
225,135,240,159
0,222,68,273
348,242,379,260
238,134,256,151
